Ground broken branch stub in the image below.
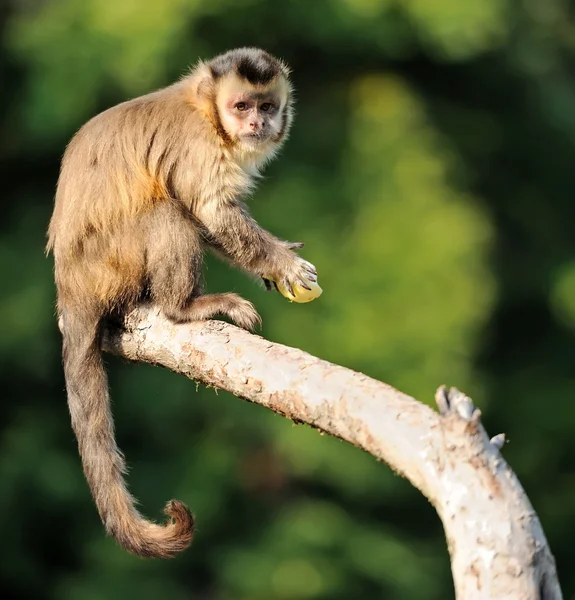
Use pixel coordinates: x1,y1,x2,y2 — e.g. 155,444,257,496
432,386,561,599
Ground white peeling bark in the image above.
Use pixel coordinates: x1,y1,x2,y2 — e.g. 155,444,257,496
102,305,562,599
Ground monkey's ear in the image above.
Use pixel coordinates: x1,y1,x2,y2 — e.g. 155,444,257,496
194,75,217,119
196,77,214,100
190,61,216,106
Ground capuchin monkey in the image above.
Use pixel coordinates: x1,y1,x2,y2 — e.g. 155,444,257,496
46,47,317,559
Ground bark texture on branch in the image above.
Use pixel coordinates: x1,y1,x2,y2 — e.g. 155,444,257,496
103,305,562,599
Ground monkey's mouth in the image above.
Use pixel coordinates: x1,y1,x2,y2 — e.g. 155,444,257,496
242,132,270,143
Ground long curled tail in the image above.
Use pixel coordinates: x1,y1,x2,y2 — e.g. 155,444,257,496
61,307,194,558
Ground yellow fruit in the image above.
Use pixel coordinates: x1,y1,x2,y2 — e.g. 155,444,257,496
276,278,323,303
264,274,323,303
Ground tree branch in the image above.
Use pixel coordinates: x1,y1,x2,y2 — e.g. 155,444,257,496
102,305,562,599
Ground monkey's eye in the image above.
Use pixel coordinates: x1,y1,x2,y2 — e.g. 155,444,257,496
260,103,274,112
235,102,248,111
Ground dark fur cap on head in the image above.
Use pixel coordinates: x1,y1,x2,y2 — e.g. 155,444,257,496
207,47,290,85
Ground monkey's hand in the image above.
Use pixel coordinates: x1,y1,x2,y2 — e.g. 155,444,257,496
262,254,322,303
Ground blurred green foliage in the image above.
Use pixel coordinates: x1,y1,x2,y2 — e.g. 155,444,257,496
1,0,575,598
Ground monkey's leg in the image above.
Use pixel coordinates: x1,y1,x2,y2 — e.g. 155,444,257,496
144,201,261,331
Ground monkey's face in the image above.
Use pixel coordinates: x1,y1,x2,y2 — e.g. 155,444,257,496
216,75,290,153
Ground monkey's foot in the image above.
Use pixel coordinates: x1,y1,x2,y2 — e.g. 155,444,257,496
165,293,261,331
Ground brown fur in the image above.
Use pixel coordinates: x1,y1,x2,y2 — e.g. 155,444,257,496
46,48,316,558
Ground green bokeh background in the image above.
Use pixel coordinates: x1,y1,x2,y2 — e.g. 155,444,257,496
1,0,574,598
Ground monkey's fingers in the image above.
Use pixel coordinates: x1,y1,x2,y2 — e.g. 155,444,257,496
283,279,296,298
283,276,322,303
301,260,317,276
262,270,321,302
296,259,317,282
262,274,282,293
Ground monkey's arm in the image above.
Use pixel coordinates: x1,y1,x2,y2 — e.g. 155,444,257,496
198,200,316,291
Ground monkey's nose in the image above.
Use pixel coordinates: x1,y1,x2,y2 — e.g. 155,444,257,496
249,118,266,131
